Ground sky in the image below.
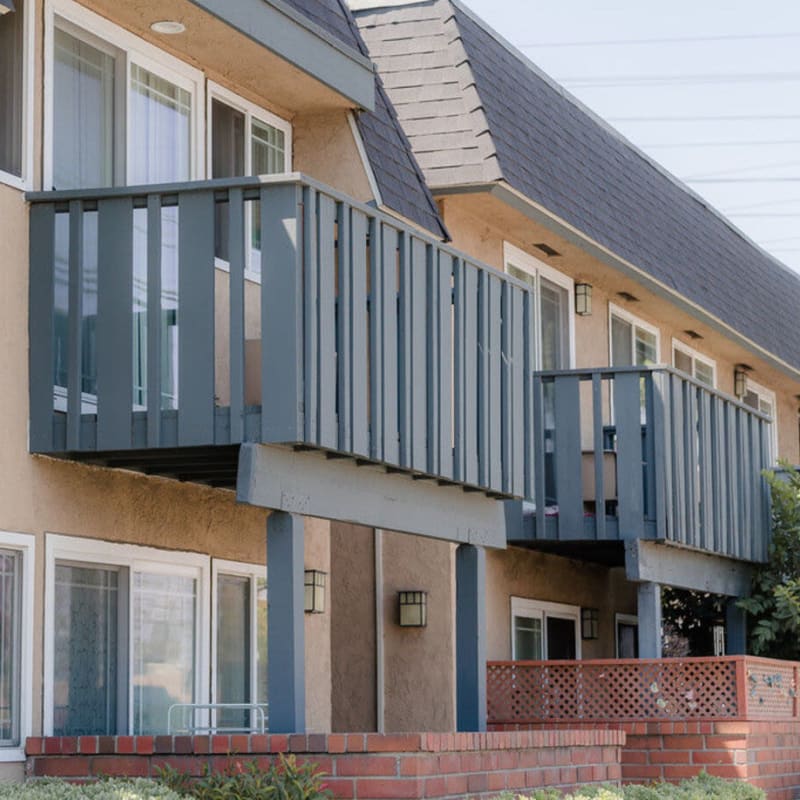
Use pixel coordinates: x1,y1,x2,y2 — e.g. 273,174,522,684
461,0,800,274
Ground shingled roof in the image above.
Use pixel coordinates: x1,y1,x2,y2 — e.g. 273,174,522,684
280,0,447,238
353,0,800,374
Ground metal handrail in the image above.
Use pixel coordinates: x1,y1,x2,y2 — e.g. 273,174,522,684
167,702,269,735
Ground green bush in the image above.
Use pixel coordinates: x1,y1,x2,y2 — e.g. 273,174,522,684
156,753,331,800
0,778,183,800
498,772,765,800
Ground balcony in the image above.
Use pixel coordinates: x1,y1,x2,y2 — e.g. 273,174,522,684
27,176,773,557
487,657,800,724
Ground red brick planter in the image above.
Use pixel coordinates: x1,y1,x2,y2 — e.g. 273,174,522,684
26,730,624,799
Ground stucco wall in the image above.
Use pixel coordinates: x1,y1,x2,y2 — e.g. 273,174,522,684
330,523,377,732
487,547,637,660
380,532,455,732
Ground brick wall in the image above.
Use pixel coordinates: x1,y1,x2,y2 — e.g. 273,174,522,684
491,721,800,800
26,731,624,799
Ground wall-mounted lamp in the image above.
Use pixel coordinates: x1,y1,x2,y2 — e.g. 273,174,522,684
734,364,751,398
398,591,427,627
581,607,599,640
304,570,326,614
575,283,592,316
0,0,16,14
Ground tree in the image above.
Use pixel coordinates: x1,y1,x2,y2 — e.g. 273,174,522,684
738,464,800,659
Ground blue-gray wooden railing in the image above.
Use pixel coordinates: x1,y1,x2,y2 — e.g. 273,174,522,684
528,366,773,561
28,173,535,498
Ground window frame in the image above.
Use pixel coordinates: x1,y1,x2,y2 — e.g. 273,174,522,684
0,532,35,762
671,338,717,388
210,558,268,722
206,81,292,282
0,0,35,190
509,596,582,660
744,376,778,459
43,533,211,736
503,242,576,370
608,303,660,368
43,0,205,191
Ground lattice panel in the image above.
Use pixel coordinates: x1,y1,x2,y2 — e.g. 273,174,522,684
744,661,797,718
487,660,740,723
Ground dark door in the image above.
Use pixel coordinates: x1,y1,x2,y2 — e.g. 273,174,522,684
546,616,576,659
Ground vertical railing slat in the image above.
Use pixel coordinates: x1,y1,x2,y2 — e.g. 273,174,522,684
261,183,304,443
591,373,607,540
370,217,383,463
303,188,319,445
523,290,535,501
615,371,645,538
683,380,698,544
452,258,465,482
410,238,427,472
350,209,369,457
710,396,725,555
487,274,502,491
228,188,245,444
464,263,479,486
337,203,353,453
96,196,134,451
66,200,84,451
29,203,56,453
438,252,453,480
553,375,583,537
500,281,512,494
398,232,411,469
146,194,163,448
177,190,216,446
698,389,713,551
381,223,399,465
670,375,686,544
477,270,489,488
511,287,525,497
318,194,337,450
532,374,547,538
650,371,669,540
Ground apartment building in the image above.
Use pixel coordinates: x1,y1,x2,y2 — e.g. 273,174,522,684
1,0,799,786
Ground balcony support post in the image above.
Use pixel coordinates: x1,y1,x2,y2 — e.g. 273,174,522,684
267,511,306,733
637,581,662,658
726,599,747,655
456,544,487,732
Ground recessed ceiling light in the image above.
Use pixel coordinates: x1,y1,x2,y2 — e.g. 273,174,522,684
150,20,185,34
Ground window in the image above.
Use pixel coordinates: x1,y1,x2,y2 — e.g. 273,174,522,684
504,243,574,371
0,532,34,760
742,377,778,459
212,560,268,731
510,597,581,660
208,83,291,279
45,535,267,736
0,0,32,187
609,305,659,369
672,340,715,388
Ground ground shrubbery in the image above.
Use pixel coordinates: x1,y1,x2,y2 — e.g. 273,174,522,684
0,779,182,800
505,772,764,800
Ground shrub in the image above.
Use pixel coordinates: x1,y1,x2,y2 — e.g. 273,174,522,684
156,753,331,800
0,778,183,800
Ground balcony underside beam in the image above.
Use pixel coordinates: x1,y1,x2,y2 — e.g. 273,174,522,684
237,443,508,548
624,539,752,597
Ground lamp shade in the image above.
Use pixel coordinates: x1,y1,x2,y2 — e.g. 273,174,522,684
575,283,592,316
398,591,427,627
304,570,326,613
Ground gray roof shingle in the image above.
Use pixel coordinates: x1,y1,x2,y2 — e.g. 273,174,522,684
354,0,800,372
281,0,447,237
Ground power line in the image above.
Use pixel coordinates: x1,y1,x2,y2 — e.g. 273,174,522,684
643,140,800,149
608,114,800,122
722,197,800,212
686,177,800,183
518,32,800,48
560,72,800,88
725,213,800,218
683,160,800,180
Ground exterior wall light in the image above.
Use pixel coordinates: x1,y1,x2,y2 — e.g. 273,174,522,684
734,365,751,398
581,607,599,640
0,0,16,14
575,283,592,316
304,569,326,614
398,591,427,627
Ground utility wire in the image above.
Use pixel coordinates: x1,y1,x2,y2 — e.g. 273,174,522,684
724,213,800,218
643,140,800,149
721,197,800,212
687,177,800,183
518,32,800,48
683,160,800,179
561,72,800,88
609,114,800,122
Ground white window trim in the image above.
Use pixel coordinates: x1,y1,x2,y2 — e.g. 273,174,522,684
608,302,661,366
0,532,35,762
210,558,267,718
44,0,205,191
745,377,778,460
510,596,582,660
0,0,35,190
206,81,292,283
503,242,576,369
43,533,210,736
671,338,717,387
614,613,638,659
